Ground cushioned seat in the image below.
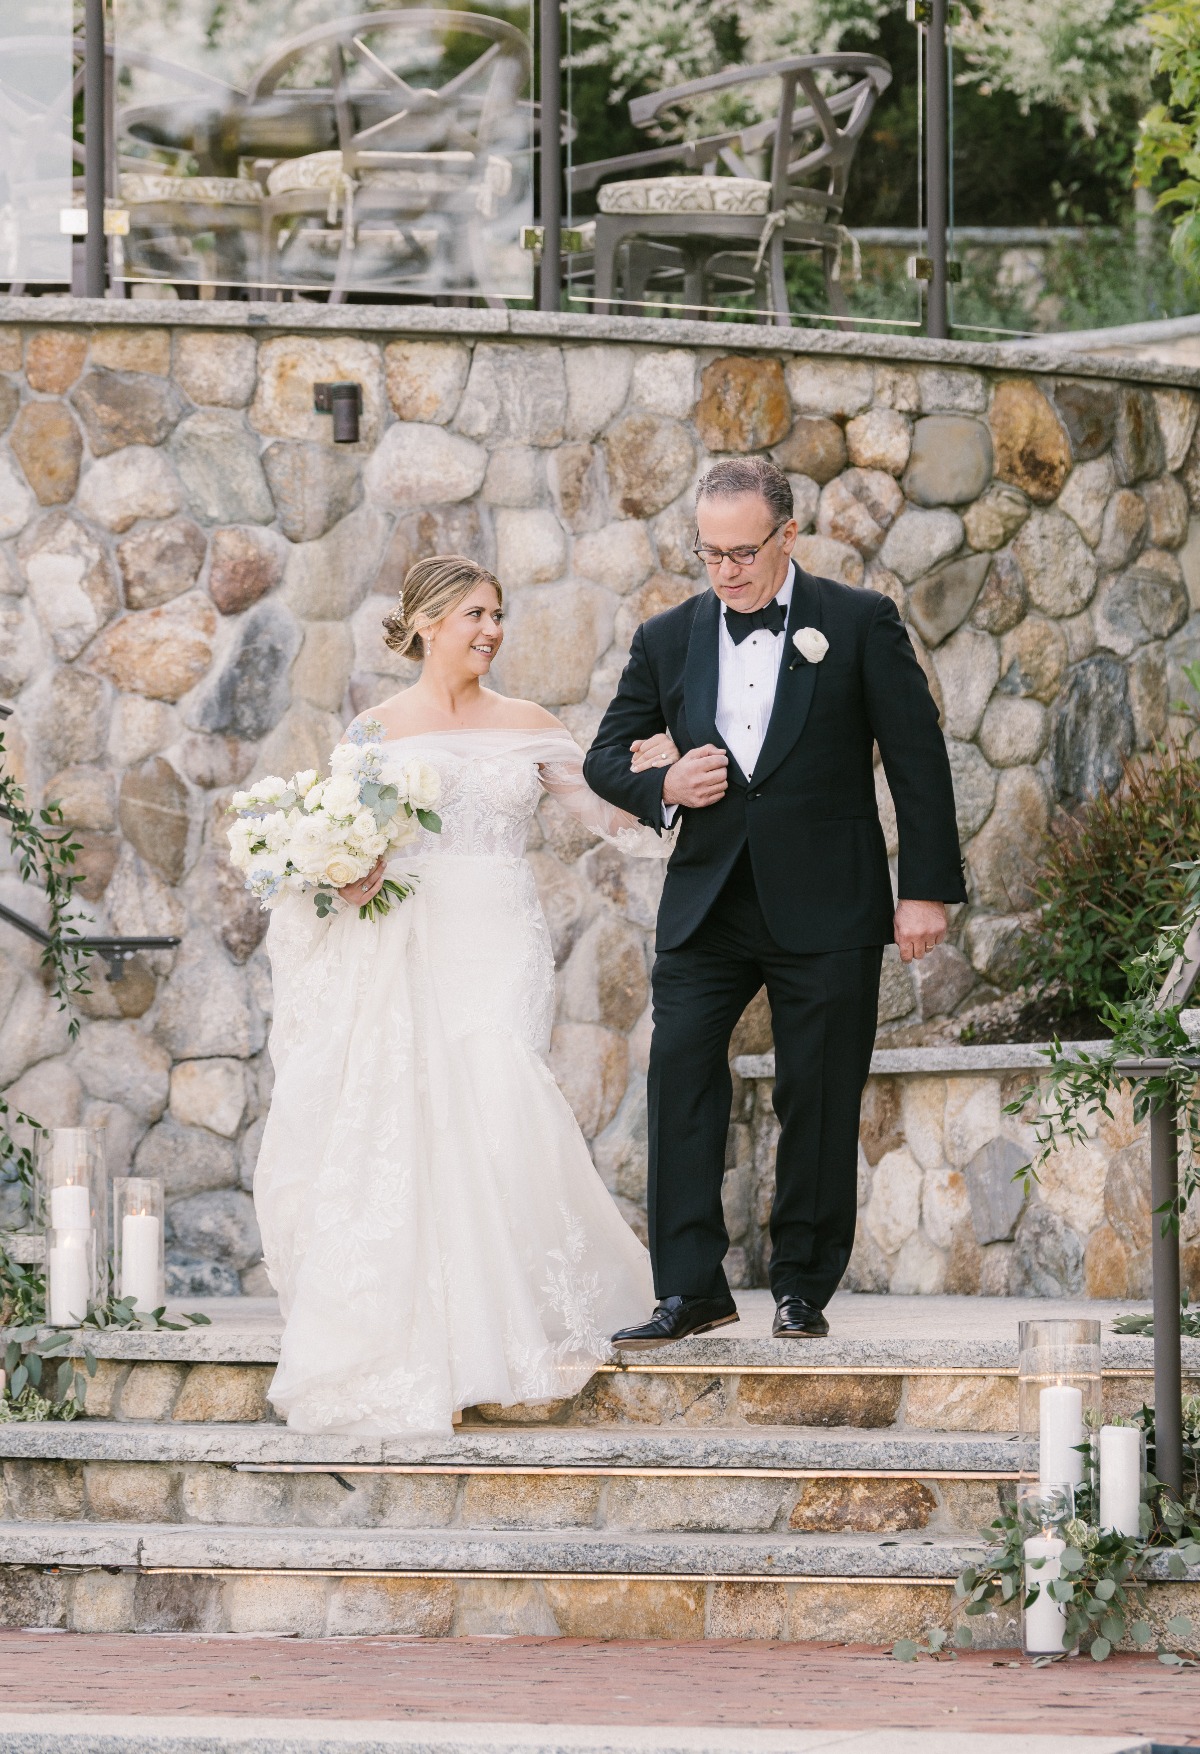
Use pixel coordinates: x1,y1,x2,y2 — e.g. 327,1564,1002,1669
597,175,772,217
265,150,512,216
120,174,263,205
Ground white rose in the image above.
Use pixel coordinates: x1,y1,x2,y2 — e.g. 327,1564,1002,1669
351,809,379,843
404,758,442,812
292,768,318,796
254,775,289,802
227,820,257,870
389,812,419,848
330,744,361,777
792,626,829,664
322,775,361,818
304,780,327,811
326,853,367,888
230,789,252,812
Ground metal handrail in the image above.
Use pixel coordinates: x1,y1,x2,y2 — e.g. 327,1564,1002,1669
0,901,180,981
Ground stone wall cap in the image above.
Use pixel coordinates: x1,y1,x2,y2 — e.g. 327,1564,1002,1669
734,1042,1112,1079
2,297,1199,390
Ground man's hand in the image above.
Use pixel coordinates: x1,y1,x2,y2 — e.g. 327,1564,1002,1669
630,732,680,773
662,744,729,809
894,899,947,963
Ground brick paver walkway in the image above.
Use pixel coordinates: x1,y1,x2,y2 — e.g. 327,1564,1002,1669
1,1635,1198,1743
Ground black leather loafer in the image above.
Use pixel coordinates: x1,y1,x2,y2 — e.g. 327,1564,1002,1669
772,1295,829,1339
612,1294,740,1349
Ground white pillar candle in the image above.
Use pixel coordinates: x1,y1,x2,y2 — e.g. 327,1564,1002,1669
48,1237,90,1326
1099,1425,1142,1536
1024,1534,1069,1654
1039,1384,1084,1486
50,1182,91,1231
120,1211,161,1311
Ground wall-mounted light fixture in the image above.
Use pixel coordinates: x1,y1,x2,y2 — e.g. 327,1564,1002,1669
313,382,363,444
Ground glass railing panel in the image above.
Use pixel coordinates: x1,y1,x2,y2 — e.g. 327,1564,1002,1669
0,0,75,288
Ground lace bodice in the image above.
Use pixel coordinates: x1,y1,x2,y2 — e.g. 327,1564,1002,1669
377,727,667,861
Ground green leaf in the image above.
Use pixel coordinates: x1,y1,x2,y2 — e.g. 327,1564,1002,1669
1094,1577,1116,1600
1060,1546,1084,1572
55,1359,73,1402
954,1625,974,1648
73,1371,87,1406
1090,1637,1112,1662
10,1364,27,1397
1100,1615,1125,1644
415,809,441,833
892,1639,919,1662
1167,1613,1194,1638
1131,1621,1154,1647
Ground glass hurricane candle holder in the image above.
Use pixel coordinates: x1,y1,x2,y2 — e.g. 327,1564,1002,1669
1017,1482,1076,1656
35,1127,106,1235
112,1177,165,1313
1019,1318,1101,1496
37,1129,107,1324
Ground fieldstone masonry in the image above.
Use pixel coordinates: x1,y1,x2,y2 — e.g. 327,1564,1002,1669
2,305,1200,1295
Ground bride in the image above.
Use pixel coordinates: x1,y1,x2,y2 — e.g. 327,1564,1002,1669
253,554,675,1436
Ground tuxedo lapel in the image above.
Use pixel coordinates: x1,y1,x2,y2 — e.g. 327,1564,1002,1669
749,567,824,788
683,591,747,788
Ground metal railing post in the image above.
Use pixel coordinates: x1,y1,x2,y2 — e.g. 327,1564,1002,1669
84,0,107,298
1150,1098,1184,1498
538,0,561,312
924,0,948,338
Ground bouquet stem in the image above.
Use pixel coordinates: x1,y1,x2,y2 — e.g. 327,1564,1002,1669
359,877,415,921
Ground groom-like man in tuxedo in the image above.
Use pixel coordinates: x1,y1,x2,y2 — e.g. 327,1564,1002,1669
584,456,966,1344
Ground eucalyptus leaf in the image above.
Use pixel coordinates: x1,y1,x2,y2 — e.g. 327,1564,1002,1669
954,1625,974,1647
1132,1621,1155,1646
892,1639,919,1662
1167,1613,1194,1638
1095,1578,1116,1600
1090,1637,1111,1662
1100,1615,1125,1643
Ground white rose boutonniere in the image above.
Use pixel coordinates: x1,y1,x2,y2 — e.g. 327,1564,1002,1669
792,626,829,664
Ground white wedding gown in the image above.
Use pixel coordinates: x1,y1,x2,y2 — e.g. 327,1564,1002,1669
254,727,660,1436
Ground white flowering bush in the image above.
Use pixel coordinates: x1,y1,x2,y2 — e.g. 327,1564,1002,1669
226,719,442,920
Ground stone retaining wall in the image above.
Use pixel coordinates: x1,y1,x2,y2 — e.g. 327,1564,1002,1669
732,1047,1200,1298
1,301,1200,1294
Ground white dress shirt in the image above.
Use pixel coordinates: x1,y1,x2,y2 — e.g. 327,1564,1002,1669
662,563,794,823
715,564,794,781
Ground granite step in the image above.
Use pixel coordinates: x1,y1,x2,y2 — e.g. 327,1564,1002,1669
0,1423,1029,1538
0,1519,1196,1644
11,1293,1192,1433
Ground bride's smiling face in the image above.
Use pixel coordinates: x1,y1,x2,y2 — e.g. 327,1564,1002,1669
424,583,504,676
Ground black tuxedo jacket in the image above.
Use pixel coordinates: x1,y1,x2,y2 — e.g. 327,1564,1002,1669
583,567,967,955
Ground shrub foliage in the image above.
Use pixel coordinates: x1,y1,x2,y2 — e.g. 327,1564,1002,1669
1018,742,1200,1016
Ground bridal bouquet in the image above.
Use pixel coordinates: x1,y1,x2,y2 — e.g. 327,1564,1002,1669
226,719,442,920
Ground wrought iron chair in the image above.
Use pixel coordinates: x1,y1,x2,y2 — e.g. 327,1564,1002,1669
248,10,529,302
569,53,890,325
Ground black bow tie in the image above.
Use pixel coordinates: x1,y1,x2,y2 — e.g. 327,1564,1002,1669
725,597,787,645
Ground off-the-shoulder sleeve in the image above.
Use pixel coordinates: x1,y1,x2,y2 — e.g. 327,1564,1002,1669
538,735,673,859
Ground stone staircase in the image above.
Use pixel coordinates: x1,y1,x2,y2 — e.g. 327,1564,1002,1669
2,1293,1198,1641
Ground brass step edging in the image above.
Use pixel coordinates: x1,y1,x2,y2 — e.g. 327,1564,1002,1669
231,1463,1022,1480
597,1363,1156,1377
126,1566,960,1586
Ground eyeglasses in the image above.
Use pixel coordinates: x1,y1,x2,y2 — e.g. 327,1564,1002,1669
692,522,785,568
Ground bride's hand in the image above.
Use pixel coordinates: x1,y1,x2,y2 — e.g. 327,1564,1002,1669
338,857,387,908
630,732,680,773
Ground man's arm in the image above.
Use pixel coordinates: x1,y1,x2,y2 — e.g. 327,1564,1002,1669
862,593,967,913
582,625,672,827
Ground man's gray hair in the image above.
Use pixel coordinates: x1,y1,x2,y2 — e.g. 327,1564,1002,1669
696,456,793,525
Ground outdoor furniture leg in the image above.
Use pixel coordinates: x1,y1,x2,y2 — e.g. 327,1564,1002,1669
1151,1098,1184,1498
768,234,791,327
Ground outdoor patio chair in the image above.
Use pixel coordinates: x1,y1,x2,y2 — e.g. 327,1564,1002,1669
569,52,891,325
246,10,528,301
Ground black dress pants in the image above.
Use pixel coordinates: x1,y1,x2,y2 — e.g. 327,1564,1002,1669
646,845,883,1307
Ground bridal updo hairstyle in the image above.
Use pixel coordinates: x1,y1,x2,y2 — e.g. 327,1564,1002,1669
381,555,504,659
